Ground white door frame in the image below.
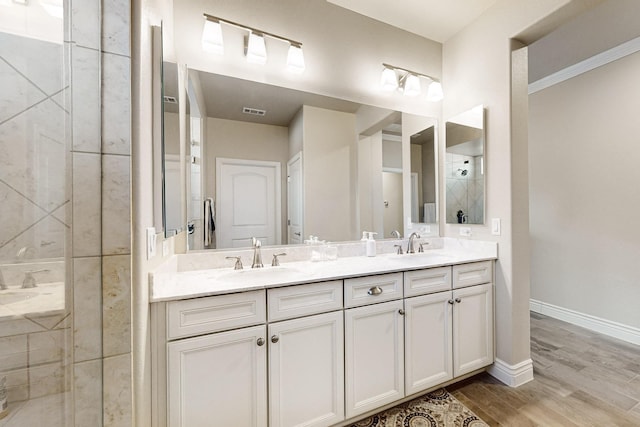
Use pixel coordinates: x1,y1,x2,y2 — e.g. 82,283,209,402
286,151,304,244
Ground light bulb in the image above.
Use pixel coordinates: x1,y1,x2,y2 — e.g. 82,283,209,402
202,19,224,54
427,81,443,101
287,44,305,73
403,74,421,97
380,68,398,91
246,32,267,64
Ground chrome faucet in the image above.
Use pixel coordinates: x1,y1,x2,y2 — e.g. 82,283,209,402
390,230,401,239
251,238,264,268
407,232,421,254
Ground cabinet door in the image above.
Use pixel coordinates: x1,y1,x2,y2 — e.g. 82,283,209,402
453,283,494,377
345,300,404,419
404,292,453,395
167,325,267,427
269,311,344,427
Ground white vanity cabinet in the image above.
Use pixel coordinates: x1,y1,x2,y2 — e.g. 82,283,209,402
164,290,268,427
153,258,495,427
267,281,344,427
344,273,405,419
403,262,493,395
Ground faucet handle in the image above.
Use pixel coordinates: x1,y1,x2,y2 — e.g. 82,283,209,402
394,244,403,255
272,253,286,267
225,256,243,270
418,242,428,253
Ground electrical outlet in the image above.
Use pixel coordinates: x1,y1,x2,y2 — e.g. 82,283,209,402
491,218,501,236
459,227,472,237
146,227,157,260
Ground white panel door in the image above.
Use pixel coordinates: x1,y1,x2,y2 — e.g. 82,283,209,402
216,158,281,248
404,292,453,395
287,152,303,244
345,300,404,419
453,283,494,377
268,311,344,427
167,325,267,427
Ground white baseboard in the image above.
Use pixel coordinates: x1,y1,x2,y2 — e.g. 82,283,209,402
530,299,640,346
488,358,534,387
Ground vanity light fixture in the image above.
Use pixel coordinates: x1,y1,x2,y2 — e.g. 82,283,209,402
246,32,267,64
203,13,305,72
381,63,444,101
202,18,224,54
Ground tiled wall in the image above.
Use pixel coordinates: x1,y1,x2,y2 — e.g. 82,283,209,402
0,31,70,408
70,0,132,426
445,153,484,224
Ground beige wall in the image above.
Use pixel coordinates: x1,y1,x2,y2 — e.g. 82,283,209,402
443,0,571,373
529,50,640,329
302,106,358,242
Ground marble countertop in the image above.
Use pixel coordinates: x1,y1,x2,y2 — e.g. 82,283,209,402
150,238,498,302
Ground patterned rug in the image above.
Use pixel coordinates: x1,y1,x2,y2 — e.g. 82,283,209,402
349,389,488,427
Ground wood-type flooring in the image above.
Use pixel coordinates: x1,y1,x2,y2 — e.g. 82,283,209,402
448,312,640,426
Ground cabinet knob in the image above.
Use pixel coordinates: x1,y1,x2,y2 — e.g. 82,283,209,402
398,309,405,316
448,299,454,305
271,335,279,344
367,286,383,296
455,298,462,303
257,338,265,346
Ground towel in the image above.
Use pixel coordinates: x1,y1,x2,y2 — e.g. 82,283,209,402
204,197,215,247
424,202,436,223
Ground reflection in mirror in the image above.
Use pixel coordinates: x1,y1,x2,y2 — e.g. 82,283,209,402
445,105,485,225
162,61,185,236
178,68,437,250
381,123,403,238
410,125,437,225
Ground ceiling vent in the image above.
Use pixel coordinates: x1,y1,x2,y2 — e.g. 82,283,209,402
242,107,266,116
163,96,178,104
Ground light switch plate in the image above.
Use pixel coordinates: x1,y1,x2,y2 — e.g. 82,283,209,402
491,218,501,236
146,227,157,260
459,227,472,237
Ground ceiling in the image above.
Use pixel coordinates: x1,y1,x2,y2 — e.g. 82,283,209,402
326,0,500,43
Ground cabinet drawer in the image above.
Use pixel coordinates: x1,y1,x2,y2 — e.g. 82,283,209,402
167,290,266,339
404,266,452,297
268,280,343,322
452,261,492,289
344,272,403,308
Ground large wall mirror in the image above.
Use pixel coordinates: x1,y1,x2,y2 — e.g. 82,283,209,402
445,105,485,225
157,67,440,250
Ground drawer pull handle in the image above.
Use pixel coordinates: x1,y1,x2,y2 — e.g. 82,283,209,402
271,335,279,344
367,286,383,296
398,309,405,316
448,299,454,305
455,298,462,303
257,338,265,346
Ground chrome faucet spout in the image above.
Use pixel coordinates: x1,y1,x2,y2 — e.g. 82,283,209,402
251,238,264,268
407,232,421,254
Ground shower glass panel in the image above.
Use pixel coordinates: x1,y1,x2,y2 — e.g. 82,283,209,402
1,2,71,425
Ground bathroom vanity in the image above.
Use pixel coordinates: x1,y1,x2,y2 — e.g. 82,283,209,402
149,239,496,427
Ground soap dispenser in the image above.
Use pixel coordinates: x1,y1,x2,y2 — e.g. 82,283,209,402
366,232,377,257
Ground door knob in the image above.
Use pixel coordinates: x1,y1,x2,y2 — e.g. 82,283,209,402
455,298,462,303
257,338,265,346
271,335,279,344
448,299,454,305
398,309,405,316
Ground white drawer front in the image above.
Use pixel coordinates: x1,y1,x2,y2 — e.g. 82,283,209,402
404,266,452,297
267,280,343,321
344,272,403,308
452,261,492,289
167,290,266,339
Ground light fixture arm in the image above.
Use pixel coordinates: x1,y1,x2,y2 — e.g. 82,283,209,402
382,63,439,83
204,13,303,47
